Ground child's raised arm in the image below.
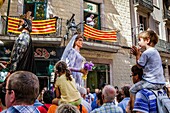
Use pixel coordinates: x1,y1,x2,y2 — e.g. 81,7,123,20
131,45,142,68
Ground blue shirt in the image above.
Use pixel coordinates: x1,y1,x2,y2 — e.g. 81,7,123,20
33,99,43,107
1,105,40,113
137,48,165,84
91,93,98,110
91,102,123,113
133,89,157,113
118,97,130,113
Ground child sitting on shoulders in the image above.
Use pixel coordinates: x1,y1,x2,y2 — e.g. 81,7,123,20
130,29,165,108
52,61,81,106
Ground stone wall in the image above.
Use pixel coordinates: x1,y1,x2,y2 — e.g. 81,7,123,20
0,0,19,16
48,0,81,37
112,48,135,87
110,0,132,47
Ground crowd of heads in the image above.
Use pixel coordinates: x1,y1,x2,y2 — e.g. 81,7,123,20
0,67,124,112
1,61,168,112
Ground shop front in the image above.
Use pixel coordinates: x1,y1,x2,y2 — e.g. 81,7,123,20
0,45,64,91
34,46,64,91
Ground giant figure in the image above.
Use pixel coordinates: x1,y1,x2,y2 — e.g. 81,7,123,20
9,11,35,73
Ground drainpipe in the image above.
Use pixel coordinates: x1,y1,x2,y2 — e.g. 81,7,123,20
5,0,11,34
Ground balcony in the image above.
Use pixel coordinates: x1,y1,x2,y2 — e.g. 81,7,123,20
134,0,153,13
156,39,170,53
76,23,120,52
0,16,63,45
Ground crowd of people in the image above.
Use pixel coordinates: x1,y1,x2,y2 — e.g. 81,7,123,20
1,63,170,113
0,11,170,113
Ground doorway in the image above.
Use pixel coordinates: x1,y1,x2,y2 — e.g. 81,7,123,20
87,63,110,92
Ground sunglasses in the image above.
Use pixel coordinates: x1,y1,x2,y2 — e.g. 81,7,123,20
2,87,14,93
130,73,137,77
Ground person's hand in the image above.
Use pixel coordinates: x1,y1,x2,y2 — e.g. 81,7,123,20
126,104,132,113
130,46,141,57
80,68,88,75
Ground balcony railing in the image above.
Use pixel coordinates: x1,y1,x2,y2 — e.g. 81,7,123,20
163,8,170,20
134,0,153,13
156,39,170,53
0,16,62,38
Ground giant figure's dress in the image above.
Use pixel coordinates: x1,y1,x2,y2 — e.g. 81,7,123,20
10,19,35,73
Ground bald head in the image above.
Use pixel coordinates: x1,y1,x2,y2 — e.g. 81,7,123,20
102,85,116,102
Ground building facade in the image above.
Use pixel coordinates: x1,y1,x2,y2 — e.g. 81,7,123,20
0,0,170,91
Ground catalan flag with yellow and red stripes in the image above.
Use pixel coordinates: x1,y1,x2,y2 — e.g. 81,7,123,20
84,24,117,42
8,17,56,34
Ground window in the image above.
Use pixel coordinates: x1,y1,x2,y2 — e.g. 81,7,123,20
164,0,170,10
24,0,47,20
139,15,147,31
84,1,100,29
87,64,110,91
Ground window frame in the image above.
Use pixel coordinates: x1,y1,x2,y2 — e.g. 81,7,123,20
139,15,148,31
23,0,47,20
83,0,101,30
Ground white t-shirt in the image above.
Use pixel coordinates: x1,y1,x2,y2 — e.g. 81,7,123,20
85,93,94,104
86,17,95,27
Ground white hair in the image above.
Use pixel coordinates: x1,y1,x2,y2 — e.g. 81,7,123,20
102,85,116,102
78,87,87,95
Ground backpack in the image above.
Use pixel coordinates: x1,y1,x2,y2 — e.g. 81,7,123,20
151,89,170,113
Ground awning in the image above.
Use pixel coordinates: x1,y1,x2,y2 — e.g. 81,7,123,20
84,24,117,42
7,17,56,34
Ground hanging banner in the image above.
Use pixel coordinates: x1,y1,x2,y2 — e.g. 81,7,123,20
8,17,56,34
84,24,117,42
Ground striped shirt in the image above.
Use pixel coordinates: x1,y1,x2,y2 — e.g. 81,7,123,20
1,105,40,113
91,102,123,113
133,89,157,113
